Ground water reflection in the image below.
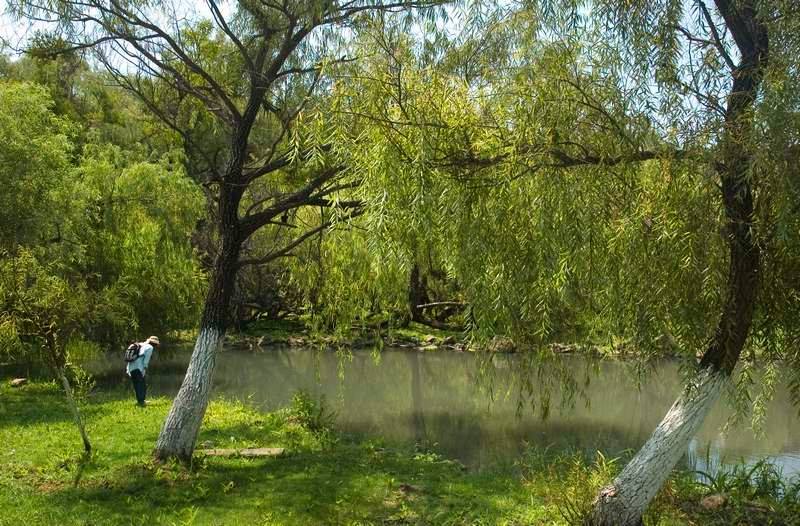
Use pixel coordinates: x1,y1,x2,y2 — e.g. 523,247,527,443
86,347,800,476
687,436,800,482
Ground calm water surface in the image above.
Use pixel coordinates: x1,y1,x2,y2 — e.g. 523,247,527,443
89,346,800,476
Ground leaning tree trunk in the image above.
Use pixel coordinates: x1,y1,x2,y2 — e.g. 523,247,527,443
44,333,92,454
57,368,92,454
154,233,241,462
588,3,768,525
154,115,255,461
590,138,761,525
589,367,728,525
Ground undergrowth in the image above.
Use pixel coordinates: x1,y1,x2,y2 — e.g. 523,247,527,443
514,444,800,526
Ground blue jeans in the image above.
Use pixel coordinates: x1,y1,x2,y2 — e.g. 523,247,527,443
130,369,146,405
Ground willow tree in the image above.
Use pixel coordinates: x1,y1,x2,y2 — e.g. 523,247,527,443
18,0,444,460
346,2,800,524
570,3,797,523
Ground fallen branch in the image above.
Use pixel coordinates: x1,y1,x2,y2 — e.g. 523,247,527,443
416,301,466,309
195,447,285,458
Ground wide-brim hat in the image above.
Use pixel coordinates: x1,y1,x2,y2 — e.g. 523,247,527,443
147,336,160,346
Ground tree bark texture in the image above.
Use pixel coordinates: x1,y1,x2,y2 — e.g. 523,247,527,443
588,2,768,524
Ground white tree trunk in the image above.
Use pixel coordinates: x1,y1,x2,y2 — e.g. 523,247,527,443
589,367,727,526
154,327,223,461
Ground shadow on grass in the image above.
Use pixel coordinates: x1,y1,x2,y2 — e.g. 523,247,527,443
0,378,145,429
42,444,520,525
0,382,85,429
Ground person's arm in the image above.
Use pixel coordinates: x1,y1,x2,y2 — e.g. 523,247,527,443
141,346,153,373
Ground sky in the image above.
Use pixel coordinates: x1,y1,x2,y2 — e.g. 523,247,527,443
0,1,461,57
0,1,238,56
1,10,42,54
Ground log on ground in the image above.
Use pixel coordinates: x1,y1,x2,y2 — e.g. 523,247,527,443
196,447,285,458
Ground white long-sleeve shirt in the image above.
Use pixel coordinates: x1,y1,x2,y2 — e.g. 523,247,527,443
125,342,154,376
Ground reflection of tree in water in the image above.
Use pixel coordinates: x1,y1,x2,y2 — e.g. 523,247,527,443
406,351,427,443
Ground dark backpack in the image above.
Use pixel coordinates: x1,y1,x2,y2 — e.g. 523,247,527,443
124,342,142,362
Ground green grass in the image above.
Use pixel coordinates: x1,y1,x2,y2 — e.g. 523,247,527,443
0,381,552,525
388,322,463,344
2,381,796,525
674,458,800,525
232,316,466,350
240,318,308,340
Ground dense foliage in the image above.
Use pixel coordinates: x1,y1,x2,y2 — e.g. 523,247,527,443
326,3,800,395
2,1,800,522
0,55,206,365
5,1,797,403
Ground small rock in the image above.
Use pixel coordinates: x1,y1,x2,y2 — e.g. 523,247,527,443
551,343,574,354
398,483,421,494
423,334,437,344
598,486,617,499
488,336,516,353
10,378,27,388
700,494,726,510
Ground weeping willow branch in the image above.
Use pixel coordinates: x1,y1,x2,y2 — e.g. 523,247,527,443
434,145,688,171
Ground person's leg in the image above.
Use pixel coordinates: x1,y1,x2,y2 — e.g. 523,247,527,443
129,371,139,402
131,369,145,405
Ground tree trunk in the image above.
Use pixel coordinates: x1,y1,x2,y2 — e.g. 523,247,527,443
409,262,433,323
154,237,240,462
57,368,92,454
589,369,726,525
588,2,767,524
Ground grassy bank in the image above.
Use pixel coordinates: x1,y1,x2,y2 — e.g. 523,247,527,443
229,318,465,352
226,318,649,358
1,381,796,525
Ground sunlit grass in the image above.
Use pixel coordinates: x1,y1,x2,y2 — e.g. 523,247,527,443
0,381,541,525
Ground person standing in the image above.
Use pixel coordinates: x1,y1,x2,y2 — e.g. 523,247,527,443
126,336,159,407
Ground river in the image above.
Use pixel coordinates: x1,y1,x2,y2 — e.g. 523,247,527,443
87,346,800,478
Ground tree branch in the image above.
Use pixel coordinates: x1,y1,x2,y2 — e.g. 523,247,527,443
237,222,330,267
698,1,737,71
237,207,364,268
416,301,467,309
435,145,686,171
238,166,345,238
